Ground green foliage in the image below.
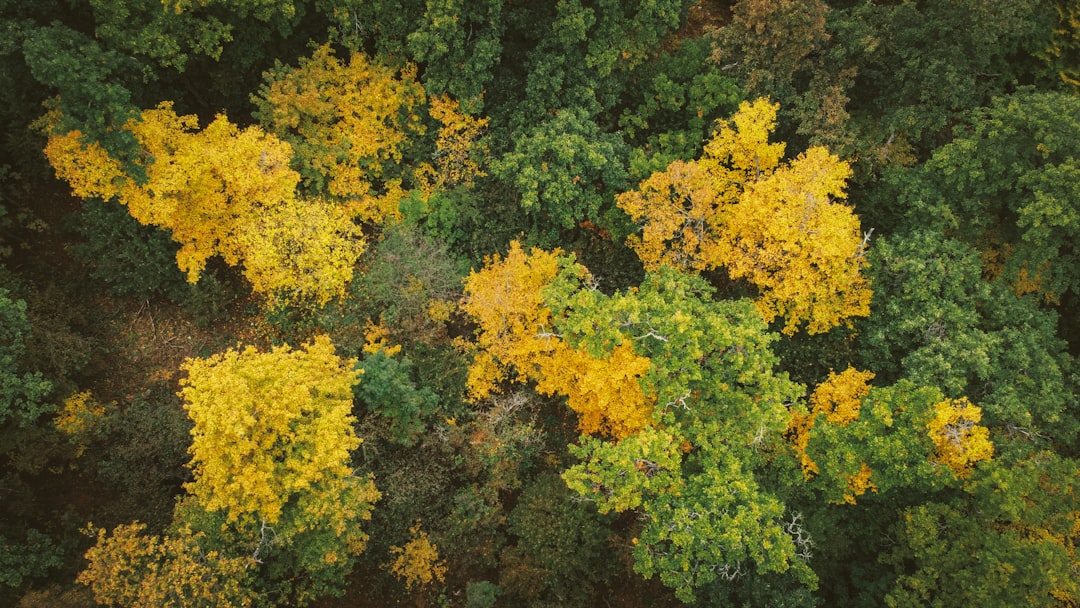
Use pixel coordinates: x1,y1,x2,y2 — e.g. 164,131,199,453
884,452,1080,607
354,352,438,446
909,89,1080,300
93,386,194,529
556,269,813,603
465,580,501,608
829,0,1056,163
69,199,188,299
493,107,629,229
620,37,742,178
0,288,52,427
404,0,504,109
21,24,140,149
856,231,1078,450
0,530,63,588
501,473,616,606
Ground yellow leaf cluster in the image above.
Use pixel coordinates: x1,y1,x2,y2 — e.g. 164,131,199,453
536,343,654,438
810,367,876,425
78,523,258,608
55,390,108,443
840,462,877,505
926,397,994,478
180,335,364,526
42,131,124,200
791,367,875,477
362,319,402,356
414,94,490,196
255,43,425,222
387,523,447,591
461,242,653,438
617,98,872,334
43,103,365,305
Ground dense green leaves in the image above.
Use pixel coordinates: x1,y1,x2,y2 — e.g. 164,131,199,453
0,289,51,427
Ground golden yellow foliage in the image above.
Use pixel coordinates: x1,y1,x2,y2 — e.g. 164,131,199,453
841,462,877,505
180,336,368,527
810,367,876,426
362,319,402,356
460,241,567,400
235,194,365,305
387,523,447,591
926,397,994,478
43,103,364,305
254,43,425,222
536,343,654,438
461,242,653,437
42,130,124,200
414,94,490,196
618,98,872,334
78,522,258,608
790,367,875,477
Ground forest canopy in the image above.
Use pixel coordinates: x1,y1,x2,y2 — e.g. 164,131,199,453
0,1,1077,607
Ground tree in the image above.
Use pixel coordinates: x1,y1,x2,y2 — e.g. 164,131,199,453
906,90,1080,301
0,289,52,427
387,522,447,591
461,247,814,601
43,102,365,305
884,452,1079,607
618,98,872,334
854,230,1078,451
796,379,994,505
492,107,629,229
178,335,380,604
78,523,260,608
252,43,426,222
460,241,653,438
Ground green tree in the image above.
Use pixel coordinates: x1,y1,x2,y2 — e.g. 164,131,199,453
493,107,629,230
884,452,1079,607
855,231,1078,451
0,289,52,427
906,90,1080,301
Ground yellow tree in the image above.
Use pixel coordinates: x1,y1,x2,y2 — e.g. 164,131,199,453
460,241,653,438
617,98,872,334
386,523,447,591
179,335,379,602
252,43,426,222
43,103,365,305
78,523,260,608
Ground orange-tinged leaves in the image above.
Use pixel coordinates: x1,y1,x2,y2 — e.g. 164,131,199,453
537,342,653,437
810,367,875,426
461,242,653,438
841,462,877,505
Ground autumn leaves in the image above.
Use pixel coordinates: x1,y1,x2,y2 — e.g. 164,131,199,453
44,44,485,308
